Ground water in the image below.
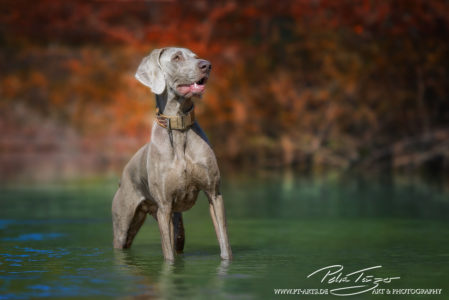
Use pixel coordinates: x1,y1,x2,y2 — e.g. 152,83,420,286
0,172,448,299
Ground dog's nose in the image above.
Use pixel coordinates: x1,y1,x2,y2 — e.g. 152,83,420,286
198,60,211,72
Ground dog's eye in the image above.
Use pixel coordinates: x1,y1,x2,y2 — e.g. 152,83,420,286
173,54,182,62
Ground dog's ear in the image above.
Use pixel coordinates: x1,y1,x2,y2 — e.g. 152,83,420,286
135,48,166,94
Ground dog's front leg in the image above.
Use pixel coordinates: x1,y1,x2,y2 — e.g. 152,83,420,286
207,191,232,260
157,205,175,261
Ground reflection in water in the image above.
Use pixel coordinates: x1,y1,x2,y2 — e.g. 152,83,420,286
112,249,157,298
224,172,449,219
281,168,294,192
113,249,231,299
1,174,448,299
217,259,230,277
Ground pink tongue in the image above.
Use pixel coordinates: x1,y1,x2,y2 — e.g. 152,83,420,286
190,83,205,93
178,83,205,94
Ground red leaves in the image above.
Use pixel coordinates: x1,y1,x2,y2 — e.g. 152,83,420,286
1,0,448,175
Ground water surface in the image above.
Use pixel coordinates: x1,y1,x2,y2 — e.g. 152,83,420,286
0,173,448,299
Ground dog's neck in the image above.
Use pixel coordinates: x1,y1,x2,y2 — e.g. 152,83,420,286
156,88,194,116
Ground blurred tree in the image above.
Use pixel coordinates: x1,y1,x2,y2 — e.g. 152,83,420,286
1,0,448,180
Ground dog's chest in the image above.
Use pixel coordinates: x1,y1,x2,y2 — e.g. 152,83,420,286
148,125,220,210
168,144,218,209
171,148,215,182
165,156,207,212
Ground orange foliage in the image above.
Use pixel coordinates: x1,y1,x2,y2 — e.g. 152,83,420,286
1,0,449,179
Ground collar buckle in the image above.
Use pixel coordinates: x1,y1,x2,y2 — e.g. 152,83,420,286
155,105,195,130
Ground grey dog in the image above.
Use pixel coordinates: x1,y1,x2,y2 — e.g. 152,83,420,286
112,47,232,261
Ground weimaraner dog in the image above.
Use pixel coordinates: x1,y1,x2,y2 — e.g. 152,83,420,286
112,47,232,261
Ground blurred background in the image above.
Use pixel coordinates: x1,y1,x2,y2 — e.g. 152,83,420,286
1,2,449,299
1,0,449,181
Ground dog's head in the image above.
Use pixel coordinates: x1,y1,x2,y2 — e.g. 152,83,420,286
135,47,211,98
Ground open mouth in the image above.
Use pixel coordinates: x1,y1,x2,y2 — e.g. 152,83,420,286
177,76,208,95
196,77,207,85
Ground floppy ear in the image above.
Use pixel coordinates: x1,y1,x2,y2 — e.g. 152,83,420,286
135,48,166,94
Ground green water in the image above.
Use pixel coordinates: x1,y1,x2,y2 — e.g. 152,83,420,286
0,173,448,299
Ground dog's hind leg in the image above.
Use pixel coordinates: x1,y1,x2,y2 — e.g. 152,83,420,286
173,212,185,253
112,188,148,249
